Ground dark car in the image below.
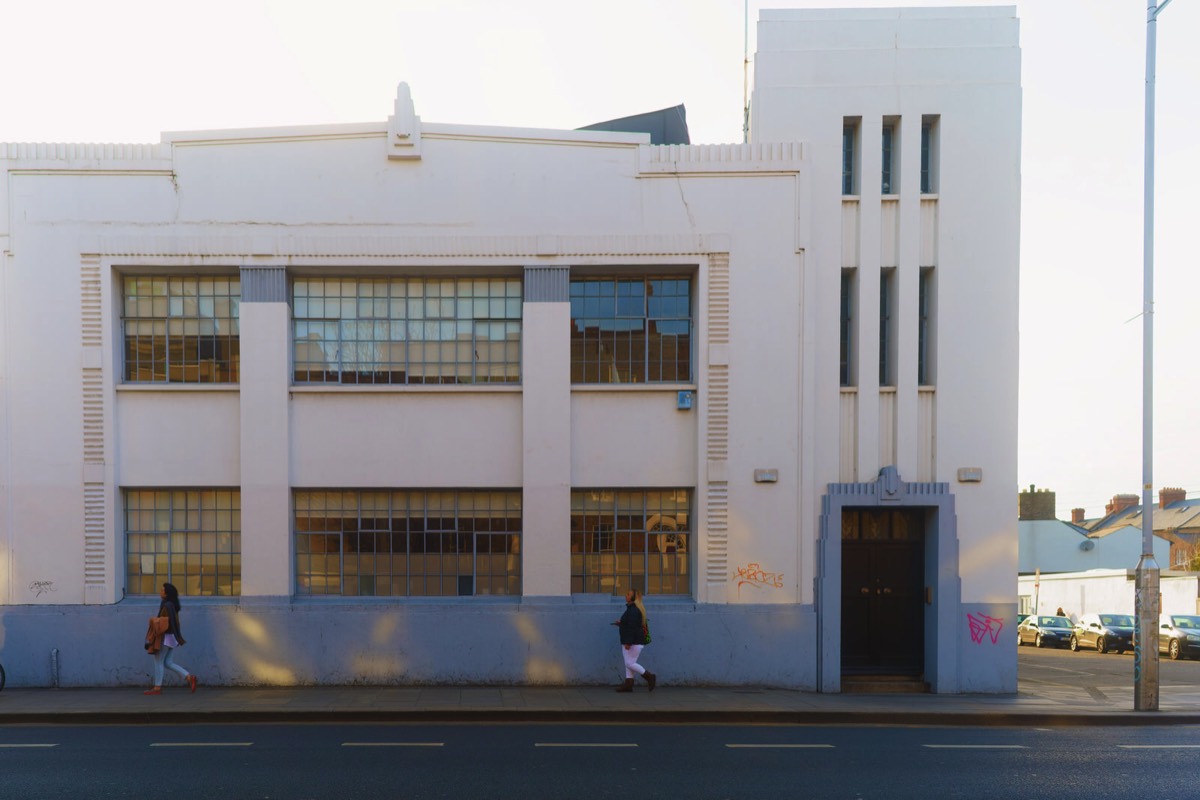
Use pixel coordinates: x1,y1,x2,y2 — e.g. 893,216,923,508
1159,615,1200,660
1070,613,1134,654
1017,615,1074,648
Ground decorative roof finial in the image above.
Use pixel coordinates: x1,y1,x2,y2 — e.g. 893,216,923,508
387,82,422,160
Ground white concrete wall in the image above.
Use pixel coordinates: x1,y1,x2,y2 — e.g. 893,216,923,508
290,392,523,487
1018,570,1200,620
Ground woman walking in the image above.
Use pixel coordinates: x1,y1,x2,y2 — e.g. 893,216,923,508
614,589,656,692
145,582,197,695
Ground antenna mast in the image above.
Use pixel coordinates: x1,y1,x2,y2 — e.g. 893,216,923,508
743,0,750,143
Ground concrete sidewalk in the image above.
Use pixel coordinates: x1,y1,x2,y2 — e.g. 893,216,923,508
3,678,1200,726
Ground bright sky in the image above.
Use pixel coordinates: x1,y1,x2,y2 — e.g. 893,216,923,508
2,1,1197,519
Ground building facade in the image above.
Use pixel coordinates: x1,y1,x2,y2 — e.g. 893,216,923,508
0,7,1020,691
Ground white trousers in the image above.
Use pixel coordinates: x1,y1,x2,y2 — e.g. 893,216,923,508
622,644,646,679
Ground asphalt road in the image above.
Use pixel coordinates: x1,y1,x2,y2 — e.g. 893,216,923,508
3,722,1200,800
1019,639,1200,687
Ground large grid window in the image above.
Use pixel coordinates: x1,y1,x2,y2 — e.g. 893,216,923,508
123,277,240,383
570,489,690,595
294,490,521,596
125,490,241,596
570,277,692,384
293,278,522,385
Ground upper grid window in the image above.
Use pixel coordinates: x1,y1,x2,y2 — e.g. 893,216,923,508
125,489,241,596
123,277,240,383
570,277,692,384
294,490,521,597
293,278,522,385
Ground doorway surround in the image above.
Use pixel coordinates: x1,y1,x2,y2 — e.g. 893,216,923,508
816,466,960,693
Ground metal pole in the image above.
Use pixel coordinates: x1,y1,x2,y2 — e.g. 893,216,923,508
1135,0,1169,712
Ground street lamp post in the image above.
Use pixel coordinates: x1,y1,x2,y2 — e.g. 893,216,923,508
1134,0,1173,713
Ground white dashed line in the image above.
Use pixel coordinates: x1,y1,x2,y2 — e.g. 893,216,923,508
726,744,835,749
0,744,58,748
535,743,637,748
150,742,253,748
924,744,1027,749
1118,745,1200,749
342,742,444,747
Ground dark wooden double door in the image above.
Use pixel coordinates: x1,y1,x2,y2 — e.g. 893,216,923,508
840,508,926,675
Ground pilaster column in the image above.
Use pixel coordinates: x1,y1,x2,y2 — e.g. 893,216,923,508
520,267,571,597
237,266,292,598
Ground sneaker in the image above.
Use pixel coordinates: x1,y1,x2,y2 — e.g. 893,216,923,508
143,687,162,695
187,675,197,693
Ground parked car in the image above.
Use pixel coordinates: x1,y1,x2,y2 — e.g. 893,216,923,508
1070,613,1135,654
1159,615,1200,661
1017,615,1074,648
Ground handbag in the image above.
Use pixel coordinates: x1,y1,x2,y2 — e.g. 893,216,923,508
145,615,169,654
643,621,652,645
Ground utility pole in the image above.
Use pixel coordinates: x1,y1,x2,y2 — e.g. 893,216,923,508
1134,0,1174,712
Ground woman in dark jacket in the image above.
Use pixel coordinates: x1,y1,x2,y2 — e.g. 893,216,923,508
614,589,656,692
145,583,197,695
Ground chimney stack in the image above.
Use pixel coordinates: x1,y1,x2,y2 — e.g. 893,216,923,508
1105,494,1140,516
1071,508,1086,525
1160,487,1187,509
1018,485,1057,521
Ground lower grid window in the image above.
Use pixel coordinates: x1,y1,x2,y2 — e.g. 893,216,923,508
125,490,241,596
570,489,690,595
295,490,521,596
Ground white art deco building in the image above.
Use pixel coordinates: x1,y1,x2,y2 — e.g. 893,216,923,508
0,6,1020,691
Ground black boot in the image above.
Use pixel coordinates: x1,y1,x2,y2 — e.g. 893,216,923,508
643,672,657,692
615,678,635,693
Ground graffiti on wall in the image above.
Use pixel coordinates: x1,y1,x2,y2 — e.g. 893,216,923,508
30,580,56,597
734,563,784,598
967,612,1004,644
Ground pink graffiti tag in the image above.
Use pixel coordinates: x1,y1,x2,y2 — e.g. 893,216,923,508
734,563,784,592
967,612,1004,644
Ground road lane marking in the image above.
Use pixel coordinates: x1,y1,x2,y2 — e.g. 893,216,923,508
726,744,835,749
150,742,253,748
535,743,637,748
924,745,1027,749
1118,745,1200,749
0,744,58,748
342,742,444,747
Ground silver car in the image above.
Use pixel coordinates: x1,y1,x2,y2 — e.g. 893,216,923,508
1159,615,1200,661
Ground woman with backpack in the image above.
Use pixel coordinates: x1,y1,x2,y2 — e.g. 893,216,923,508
614,589,656,692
